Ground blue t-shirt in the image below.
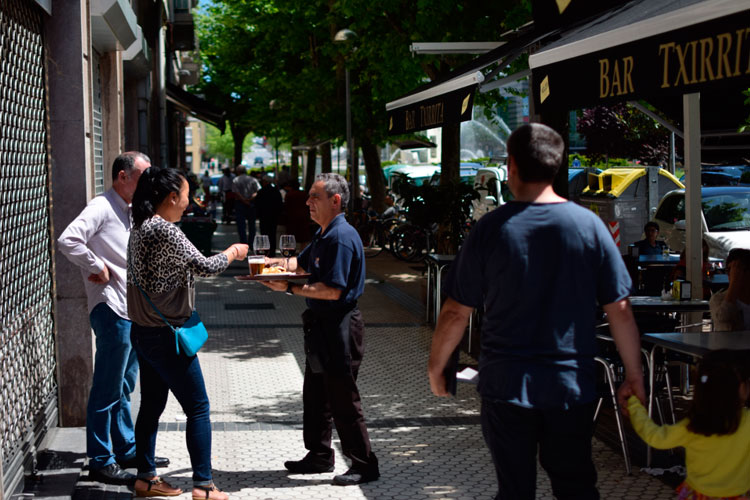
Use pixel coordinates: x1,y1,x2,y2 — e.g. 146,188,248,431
446,201,632,409
298,213,365,312
634,239,667,256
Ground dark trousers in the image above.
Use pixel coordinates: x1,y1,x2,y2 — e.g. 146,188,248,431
235,202,256,245
481,398,599,500
131,324,213,485
259,217,277,255
302,309,375,469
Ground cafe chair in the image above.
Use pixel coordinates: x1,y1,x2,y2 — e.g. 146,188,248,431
594,355,632,475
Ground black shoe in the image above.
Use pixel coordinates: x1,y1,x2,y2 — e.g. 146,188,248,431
117,455,170,469
333,454,379,486
284,455,334,474
88,463,136,485
333,466,380,486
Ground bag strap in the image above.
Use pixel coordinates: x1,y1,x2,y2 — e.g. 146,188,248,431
131,272,182,354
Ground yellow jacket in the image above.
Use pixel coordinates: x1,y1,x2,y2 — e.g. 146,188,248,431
628,396,750,497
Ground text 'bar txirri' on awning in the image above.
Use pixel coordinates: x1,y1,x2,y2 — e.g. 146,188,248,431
528,0,750,113
385,25,561,136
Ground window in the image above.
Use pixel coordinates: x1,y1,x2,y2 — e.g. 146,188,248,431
186,153,193,165
703,193,750,231
185,126,193,146
655,194,685,223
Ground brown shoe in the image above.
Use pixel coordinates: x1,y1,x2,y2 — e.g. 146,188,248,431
134,477,183,497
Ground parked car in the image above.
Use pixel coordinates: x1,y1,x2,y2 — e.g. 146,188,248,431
652,186,750,258
678,165,750,186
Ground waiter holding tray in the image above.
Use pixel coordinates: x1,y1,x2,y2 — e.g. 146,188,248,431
261,173,379,486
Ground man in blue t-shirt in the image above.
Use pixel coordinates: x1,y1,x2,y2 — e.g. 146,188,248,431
263,173,378,486
428,123,645,499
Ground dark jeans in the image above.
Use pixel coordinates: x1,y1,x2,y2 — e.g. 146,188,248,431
302,309,375,469
87,303,138,469
131,323,213,486
481,398,599,500
235,202,256,245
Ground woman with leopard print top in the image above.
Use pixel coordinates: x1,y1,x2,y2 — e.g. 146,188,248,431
127,167,248,500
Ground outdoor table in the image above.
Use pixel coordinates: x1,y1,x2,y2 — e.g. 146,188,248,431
642,331,750,465
424,254,455,324
629,296,709,314
637,254,680,267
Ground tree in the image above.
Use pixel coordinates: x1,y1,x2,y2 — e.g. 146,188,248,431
204,125,249,165
577,103,671,166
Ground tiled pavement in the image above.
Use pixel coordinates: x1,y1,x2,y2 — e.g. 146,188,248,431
62,222,680,499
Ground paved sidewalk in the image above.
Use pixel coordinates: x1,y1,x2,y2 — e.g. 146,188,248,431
63,222,677,500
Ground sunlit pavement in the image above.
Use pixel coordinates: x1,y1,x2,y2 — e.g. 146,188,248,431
67,222,677,500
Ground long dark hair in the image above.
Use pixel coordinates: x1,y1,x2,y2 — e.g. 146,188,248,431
687,349,748,436
132,167,186,228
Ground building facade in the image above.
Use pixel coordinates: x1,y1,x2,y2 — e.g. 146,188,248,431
0,1,221,497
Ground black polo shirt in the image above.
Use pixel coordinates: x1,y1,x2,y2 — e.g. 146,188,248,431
298,213,365,313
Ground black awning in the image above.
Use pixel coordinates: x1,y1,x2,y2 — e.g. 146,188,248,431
385,24,561,136
529,0,750,112
393,137,438,149
166,83,226,132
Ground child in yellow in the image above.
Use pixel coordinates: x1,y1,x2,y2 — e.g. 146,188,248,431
627,349,750,500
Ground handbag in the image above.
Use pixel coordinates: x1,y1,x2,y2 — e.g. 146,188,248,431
132,275,208,356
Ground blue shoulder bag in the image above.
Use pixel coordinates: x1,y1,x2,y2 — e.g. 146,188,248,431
132,274,208,357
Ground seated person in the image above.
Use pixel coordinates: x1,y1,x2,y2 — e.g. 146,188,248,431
671,239,711,299
633,221,668,256
710,248,750,331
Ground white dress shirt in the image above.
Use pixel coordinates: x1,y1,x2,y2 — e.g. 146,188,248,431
57,188,131,320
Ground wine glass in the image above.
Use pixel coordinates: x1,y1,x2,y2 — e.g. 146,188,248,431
279,234,297,269
253,234,270,256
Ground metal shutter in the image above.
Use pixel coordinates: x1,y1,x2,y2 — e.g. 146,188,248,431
0,1,57,497
92,50,104,195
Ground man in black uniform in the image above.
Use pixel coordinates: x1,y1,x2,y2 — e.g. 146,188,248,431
262,173,379,486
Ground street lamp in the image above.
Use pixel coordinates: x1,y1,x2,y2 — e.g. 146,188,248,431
269,99,280,179
334,28,357,210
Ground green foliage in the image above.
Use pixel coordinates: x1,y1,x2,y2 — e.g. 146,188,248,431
577,103,671,166
205,125,242,162
741,88,750,133
568,153,632,168
380,160,399,167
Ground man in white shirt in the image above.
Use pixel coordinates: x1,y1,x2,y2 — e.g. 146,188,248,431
58,152,168,484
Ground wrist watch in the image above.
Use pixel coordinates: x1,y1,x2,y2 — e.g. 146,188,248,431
285,282,294,296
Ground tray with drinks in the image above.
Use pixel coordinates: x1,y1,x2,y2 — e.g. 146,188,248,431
235,273,311,281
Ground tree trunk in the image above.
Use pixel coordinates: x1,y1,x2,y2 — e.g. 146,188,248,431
229,121,250,168
440,123,460,185
361,136,386,213
291,137,300,182
320,142,332,173
305,148,317,192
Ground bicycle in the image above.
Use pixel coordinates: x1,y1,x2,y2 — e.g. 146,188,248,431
348,208,400,258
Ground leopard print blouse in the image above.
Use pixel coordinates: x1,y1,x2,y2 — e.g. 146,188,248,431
127,215,228,327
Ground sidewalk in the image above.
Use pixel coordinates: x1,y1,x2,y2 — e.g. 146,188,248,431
46,221,676,499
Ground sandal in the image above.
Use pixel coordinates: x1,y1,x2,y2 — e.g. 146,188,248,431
192,483,228,500
135,477,183,497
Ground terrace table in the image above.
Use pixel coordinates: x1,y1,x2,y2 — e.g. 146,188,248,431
642,331,750,465
424,254,455,324
629,296,709,313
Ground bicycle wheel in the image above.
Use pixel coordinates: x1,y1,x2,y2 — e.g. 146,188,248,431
358,221,385,258
390,223,427,262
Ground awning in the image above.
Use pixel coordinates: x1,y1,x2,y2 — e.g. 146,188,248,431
166,83,226,132
528,0,750,112
392,137,438,149
385,23,561,136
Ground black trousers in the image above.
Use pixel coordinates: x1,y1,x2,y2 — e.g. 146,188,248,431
301,309,375,469
481,398,599,500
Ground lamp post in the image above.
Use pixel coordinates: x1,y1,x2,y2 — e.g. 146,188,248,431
269,99,280,179
334,28,357,211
